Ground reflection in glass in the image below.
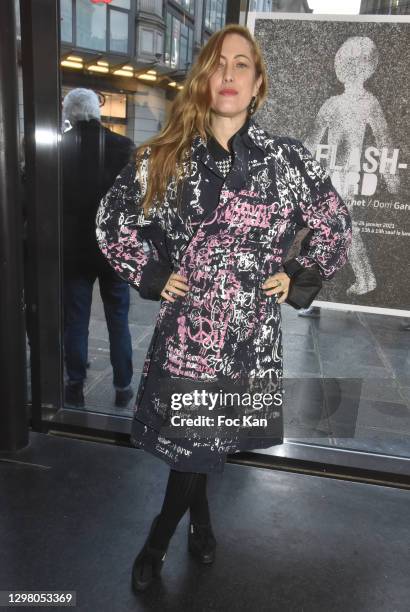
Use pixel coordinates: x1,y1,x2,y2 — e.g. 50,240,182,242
165,12,172,64
61,88,134,413
110,10,128,53
245,0,410,461
76,0,107,52
164,12,194,69
100,92,127,119
171,16,180,67
110,0,131,8
205,0,227,32
60,0,72,43
180,23,188,69
249,0,274,10
173,0,195,14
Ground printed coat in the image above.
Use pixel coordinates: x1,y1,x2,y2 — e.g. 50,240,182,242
96,117,352,473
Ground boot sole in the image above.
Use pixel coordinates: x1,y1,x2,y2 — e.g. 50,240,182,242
131,552,164,592
188,542,216,564
131,516,166,592
131,576,153,592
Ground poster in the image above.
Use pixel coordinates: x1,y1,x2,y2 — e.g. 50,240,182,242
247,13,410,315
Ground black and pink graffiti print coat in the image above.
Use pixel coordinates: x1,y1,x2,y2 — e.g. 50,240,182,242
96,117,352,473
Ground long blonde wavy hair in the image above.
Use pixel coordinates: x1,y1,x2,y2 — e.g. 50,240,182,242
135,23,268,216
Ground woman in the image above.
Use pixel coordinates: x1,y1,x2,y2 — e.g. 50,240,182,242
96,24,352,592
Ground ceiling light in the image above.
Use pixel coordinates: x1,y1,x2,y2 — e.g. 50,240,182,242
88,65,109,73
138,73,157,81
61,60,83,69
113,69,133,77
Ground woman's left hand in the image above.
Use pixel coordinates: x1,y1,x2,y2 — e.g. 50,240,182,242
262,272,291,304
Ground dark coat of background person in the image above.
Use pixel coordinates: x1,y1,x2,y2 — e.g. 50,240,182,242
62,119,135,275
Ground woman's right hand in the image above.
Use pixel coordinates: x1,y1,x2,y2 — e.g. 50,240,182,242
160,272,189,302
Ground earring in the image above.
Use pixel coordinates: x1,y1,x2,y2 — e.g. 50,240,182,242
248,95,257,115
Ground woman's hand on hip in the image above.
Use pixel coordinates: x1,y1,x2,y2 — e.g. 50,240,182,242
262,272,290,304
161,272,189,302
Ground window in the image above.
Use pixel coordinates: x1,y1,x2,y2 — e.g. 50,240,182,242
188,25,193,66
110,0,131,8
138,25,164,57
156,31,163,55
171,16,180,67
76,0,107,51
249,0,274,10
165,12,172,63
204,0,227,32
165,11,194,69
99,91,127,119
180,22,188,68
60,0,73,43
172,0,195,15
61,0,130,54
141,29,154,54
109,9,128,53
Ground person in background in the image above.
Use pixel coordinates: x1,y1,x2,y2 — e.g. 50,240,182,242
62,88,135,408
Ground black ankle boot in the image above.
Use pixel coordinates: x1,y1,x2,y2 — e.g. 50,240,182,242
131,515,168,592
188,520,217,564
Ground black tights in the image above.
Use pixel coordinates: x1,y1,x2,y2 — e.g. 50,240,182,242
149,468,210,549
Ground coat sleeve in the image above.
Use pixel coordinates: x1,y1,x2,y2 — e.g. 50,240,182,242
283,138,352,281
95,157,172,301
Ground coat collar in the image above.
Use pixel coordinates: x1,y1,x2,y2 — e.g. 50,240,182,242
190,116,268,158
207,117,247,160
241,117,270,154
189,117,269,189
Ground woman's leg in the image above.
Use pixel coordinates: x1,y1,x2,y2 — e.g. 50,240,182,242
132,469,215,590
189,473,211,525
149,468,204,549
187,472,216,564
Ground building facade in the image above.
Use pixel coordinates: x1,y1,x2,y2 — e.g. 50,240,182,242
360,0,410,13
248,0,312,12
60,0,227,144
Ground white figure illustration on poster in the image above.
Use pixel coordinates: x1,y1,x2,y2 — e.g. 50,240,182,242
304,36,400,296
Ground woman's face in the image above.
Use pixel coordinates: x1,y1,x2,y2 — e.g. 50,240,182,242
209,33,262,120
